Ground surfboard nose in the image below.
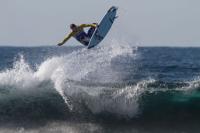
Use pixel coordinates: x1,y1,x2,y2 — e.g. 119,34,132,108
108,6,118,13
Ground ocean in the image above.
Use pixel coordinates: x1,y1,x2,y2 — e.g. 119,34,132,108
0,42,200,133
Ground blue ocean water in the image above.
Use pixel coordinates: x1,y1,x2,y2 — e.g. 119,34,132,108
0,42,200,132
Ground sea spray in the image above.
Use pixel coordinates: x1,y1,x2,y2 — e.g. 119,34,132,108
0,46,200,132
0,40,141,114
0,55,39,89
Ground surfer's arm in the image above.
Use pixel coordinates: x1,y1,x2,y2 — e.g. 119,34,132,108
58,32,74,46
80,24,97,28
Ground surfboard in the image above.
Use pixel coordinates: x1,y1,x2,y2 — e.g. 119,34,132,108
87,6,118,49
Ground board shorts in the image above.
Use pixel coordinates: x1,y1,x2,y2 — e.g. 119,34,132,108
75,27,96,46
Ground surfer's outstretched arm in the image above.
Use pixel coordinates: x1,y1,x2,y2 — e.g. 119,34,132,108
58,32,73,46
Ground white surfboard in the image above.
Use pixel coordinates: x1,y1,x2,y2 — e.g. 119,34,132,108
87,6,118,49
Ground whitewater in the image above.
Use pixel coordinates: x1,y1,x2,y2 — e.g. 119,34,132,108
0,41,200,133
0,40,142,117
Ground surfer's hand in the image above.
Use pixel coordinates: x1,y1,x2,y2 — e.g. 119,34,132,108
92,23,98,28
57,43,63,46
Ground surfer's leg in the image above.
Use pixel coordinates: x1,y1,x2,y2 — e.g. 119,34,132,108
76,32,90,46
87,27,96,38
83,41,89,46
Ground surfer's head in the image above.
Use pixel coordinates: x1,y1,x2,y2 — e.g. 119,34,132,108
70,24,77,31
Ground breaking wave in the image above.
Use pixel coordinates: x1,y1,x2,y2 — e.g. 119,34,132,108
0,40,199,123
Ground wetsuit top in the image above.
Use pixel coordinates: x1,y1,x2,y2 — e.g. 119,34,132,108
60,24,96,45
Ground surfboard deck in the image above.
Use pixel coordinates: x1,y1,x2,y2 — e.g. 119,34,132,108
87,6,118,49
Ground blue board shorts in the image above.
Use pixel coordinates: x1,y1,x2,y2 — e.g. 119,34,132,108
75,27,96,46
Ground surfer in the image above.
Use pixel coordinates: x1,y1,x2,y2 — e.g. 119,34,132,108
57,23,97,46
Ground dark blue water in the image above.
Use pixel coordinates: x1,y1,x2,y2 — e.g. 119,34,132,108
0,44,200,132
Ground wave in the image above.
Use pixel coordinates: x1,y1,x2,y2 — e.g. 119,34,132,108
0,40,141,118
0,40,200,121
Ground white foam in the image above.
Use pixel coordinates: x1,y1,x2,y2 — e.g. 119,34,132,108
0,122,103,133
181,76,200,91
0,55,39,89
79,79,155,117
0,40,141,115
